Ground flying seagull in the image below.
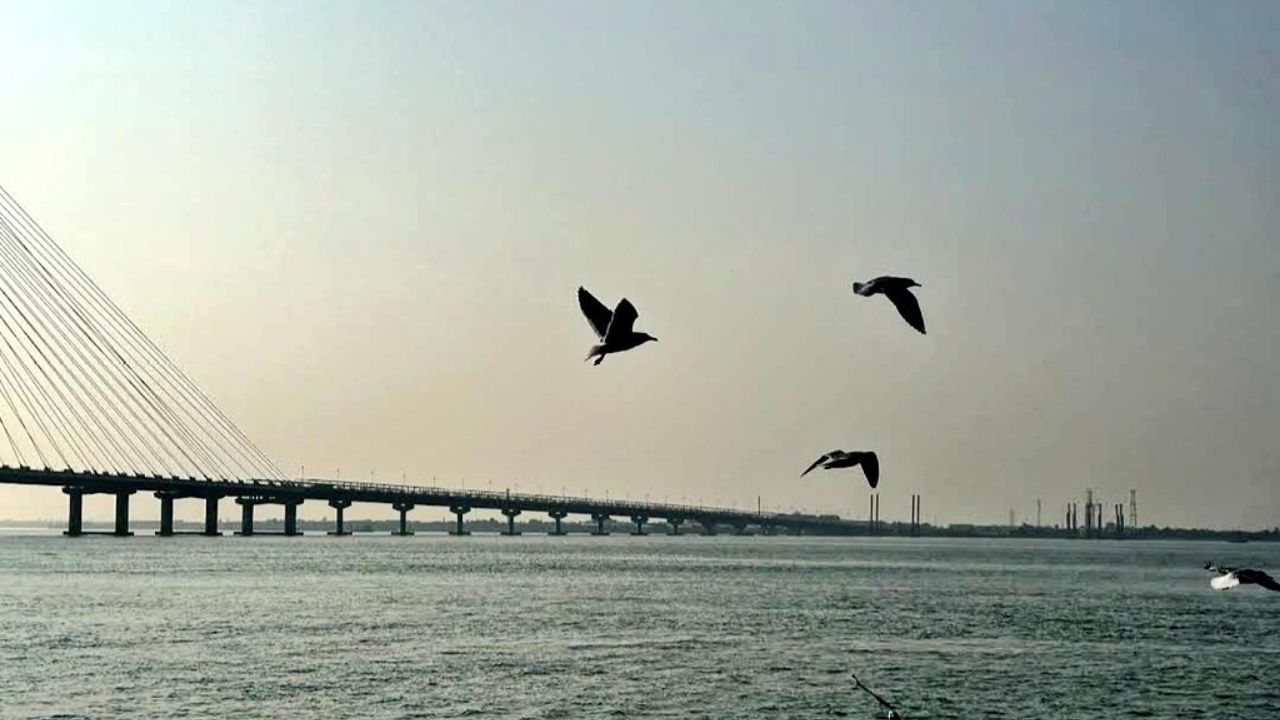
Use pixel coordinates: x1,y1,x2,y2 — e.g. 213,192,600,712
852,276,926,334
1204,562,1280,592
577,286,658,366
852,673,903,720
801,450,879,488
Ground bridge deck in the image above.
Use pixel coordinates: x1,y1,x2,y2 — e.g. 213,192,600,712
0,466,861,535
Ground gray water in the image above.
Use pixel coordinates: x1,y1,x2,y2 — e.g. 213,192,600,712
0,534,1277,719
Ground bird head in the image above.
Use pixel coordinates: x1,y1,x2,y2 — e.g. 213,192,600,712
908,279,922,288
639,333,658,344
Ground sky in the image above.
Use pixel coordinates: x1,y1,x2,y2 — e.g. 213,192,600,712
0,0,1276,529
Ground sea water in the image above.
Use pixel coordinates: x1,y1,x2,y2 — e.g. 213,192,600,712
0,534,1276,719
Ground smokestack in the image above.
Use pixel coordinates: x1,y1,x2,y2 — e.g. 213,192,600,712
1084,489,1094,537
1129,489,1137,530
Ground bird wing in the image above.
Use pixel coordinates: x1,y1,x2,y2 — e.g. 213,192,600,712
884,288,926,334
851,675,896,710
860,452,880,489
1253,571,1280,592
801,453,832,477
1211,572,1239,591
604,298,639,342
578,287,613,339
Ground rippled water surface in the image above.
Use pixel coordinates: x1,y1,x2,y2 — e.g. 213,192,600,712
0,533,1277,719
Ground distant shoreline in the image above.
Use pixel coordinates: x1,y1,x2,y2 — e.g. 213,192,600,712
0,518,1274,541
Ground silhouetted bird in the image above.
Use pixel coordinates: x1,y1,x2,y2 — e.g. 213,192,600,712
578,286,658,366
801,450,880,488
852,673,903,719
1204,562,1280,592
853,276,926,334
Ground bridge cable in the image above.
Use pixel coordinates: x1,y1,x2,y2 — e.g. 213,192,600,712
0,187,285,480
0,187,286,480
0,219,177,473
0,218,161,472
0,222,226,478
0,370,31,466
0,210,250,481
0,224,163,471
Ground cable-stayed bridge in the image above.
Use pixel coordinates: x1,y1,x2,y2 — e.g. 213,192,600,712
0,186,859,537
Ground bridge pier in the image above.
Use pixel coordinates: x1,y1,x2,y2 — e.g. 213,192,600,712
667,517,684,536
630,514,649,536
501,507,522,536
62,486,84,537
449,505,471,536
235,498,256,536
392,502,414,536
548,509,568,536
732,521,749,536
155,491,177,536
203,496,222,536
283,500,302,536
327,498,353,536
591,513,610,536
699,518,717,536
113,490,134,537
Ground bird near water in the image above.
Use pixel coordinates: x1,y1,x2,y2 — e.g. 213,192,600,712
577,286,658,365
1204,562,1280,592
851,673,904,719
801,449,880,488
852,275,926,334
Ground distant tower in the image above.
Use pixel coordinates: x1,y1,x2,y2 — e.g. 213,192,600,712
1084,489,1094,536
1129,489,1137,529
1009,508,1016,527
1036,498,1042,527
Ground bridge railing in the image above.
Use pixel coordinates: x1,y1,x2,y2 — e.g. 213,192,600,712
292,476,768,518
2,465,853,524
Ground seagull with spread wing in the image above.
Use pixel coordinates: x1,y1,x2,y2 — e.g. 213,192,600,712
801,449,880,488
852,275,926,334
1204,561,1280,592
577,286,658,366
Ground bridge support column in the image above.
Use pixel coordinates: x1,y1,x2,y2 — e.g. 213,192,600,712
548,510,568,536
667,517,684,536
283,501,302,536
235,498,256,536
699,518,717,536
328,498,352,536
732,522,749,536
113,490,134,537
62,487,84,537
501,507,522,536
591,513,610,536
202,496,222,536
155,492,176,536
449,506,471,536
630,514,649,536
392,502,414,536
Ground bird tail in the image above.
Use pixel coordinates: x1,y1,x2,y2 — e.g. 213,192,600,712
586,345,606,365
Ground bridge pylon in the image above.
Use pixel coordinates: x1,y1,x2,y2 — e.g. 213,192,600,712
449,505,471,536
591,513,610,536
547,509,568,536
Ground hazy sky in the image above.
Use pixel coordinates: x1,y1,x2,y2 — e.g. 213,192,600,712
0,1,1276,528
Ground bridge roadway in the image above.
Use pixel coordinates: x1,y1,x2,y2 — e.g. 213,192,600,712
0,465,860,537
